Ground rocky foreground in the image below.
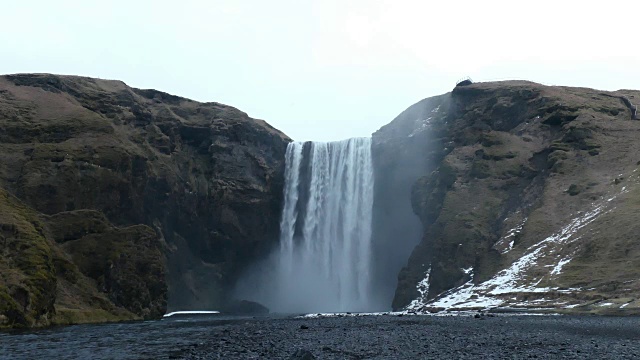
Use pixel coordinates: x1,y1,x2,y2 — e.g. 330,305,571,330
2,314,639,359
180,315,640,359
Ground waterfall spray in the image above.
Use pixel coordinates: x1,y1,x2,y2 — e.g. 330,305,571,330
273,138,375,313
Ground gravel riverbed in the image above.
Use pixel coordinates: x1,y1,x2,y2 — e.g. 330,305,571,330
1,314,639,359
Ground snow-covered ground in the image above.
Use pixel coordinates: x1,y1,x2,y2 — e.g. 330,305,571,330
406,268,431,310
299,310,549,319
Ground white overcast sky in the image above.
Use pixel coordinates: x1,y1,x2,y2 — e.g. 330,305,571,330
2,1,640,141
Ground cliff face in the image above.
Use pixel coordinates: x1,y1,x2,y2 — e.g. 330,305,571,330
379,81,640,314
0,74,289,326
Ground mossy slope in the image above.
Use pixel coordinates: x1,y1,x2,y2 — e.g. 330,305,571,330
0,188,56,328
0,188,166,329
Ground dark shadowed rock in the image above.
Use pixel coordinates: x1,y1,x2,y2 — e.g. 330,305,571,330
223,299,269,315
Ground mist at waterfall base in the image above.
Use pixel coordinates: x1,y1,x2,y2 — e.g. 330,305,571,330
235,138,385,313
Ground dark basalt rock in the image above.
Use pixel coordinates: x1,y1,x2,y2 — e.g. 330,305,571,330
223,299,270,315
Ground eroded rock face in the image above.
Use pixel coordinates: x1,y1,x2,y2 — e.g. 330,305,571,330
0,74,290,323
379,81,640,312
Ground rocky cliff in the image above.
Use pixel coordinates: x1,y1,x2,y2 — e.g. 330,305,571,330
378,81,640,314
0,74,289,327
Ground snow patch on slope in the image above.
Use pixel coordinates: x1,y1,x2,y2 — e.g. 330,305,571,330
550,257,572,276
494,217,527,254
408,117,433,137
408,104,443,138
409,195,617,312
406,268,431,311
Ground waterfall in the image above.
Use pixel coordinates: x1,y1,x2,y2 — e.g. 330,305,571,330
273,138,375,313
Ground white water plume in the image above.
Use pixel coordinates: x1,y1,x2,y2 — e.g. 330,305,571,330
270,138,375,313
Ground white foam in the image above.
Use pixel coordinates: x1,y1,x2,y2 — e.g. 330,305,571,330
163,311,220,317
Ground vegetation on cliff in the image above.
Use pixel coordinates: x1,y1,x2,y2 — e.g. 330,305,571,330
0,188,163,328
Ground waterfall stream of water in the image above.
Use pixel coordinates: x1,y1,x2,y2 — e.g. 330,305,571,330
273,138,375,313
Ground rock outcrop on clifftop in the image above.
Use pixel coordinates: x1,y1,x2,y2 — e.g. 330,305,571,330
375,81,640,314
0,74,289,327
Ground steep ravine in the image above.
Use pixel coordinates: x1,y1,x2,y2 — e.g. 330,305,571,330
379,81,640,314
0,74,289,327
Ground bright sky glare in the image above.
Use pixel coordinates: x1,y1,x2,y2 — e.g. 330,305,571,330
2,0,640,141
